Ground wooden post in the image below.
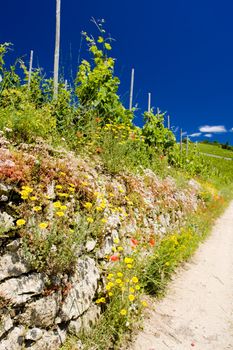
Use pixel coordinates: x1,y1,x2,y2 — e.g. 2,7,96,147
167,115,170,129
186,136,189,156
64,79,68,91
180,128,183,153
28,50,33,90
129,68,134,111
148,92,151,112
53,0,61,100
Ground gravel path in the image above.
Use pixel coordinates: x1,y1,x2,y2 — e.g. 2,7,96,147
128,201,233,350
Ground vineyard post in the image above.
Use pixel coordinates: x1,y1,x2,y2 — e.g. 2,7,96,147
53,0,61,99
148,92,151,112
28,50,33,90
167,115,170,129
129,68,134,111
180,128,183,154
186,135,189,156
65,79,68,91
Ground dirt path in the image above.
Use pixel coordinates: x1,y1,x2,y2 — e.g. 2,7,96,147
128,201,233,350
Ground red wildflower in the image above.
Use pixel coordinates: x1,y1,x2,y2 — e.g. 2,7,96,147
110,255,119,262
131,238,139,246
149,238,155,247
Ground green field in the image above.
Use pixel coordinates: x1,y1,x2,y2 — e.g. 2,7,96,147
196,143,233,159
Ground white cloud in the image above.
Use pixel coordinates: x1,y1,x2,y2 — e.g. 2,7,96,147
230,128,233,132
199,125,227,133
181,131,187,136
204,133,213,138
189,133,201,137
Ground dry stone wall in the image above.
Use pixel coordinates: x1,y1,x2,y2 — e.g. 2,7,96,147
0,136,203,349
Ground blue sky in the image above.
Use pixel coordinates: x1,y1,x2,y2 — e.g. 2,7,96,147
1,0,233,144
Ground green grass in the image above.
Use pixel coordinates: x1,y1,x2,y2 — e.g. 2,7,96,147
196,143,233,159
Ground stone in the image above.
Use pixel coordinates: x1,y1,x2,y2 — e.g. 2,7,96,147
68,304,101,335
0,212,14,233
85,240,96,252
60,258,99,321
25,328,43,341
6,239,21,252
0,250,30,282
19,293,61,328
0,326,25,350
26,330,63,350
0,273,45,304
0,314,13,338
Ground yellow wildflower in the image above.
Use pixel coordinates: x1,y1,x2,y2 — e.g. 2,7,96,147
30,196,37,201
127,264,133,269
16,219,26,226
22,186,33,193
33,206,42,212
129,287,135,293
21,192,29,200
101,218,107,224
57,193,69,198
117,272,123,277
141,300,148,307
108,292,113,297
120,309,127,316
68,187,75,192
113,238,119,244
128,294,135,302
116,279,122,284
124,257,134,264
39,222,48,229
83,202,93,210
96,206,104,212
87,217,94,223
117,246,123,251
53,201,61,208
56,211,65,217
135,285,140,290
131,276,139,284
60,205,67,211
107,273,114,280
56,185,63,190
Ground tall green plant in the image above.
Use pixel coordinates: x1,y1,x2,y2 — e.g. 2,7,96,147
142,110,176,152
75,28,133,126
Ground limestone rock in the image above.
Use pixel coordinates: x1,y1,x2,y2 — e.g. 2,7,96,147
26,330,63,350
60,258,99,321
25,328,43,341
68,304,101,335
85,239,96,252
0,314,13,338
0,326,25,350
0,250,30,281
0,212,14,233
19,293,61,328
0,273,45,304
